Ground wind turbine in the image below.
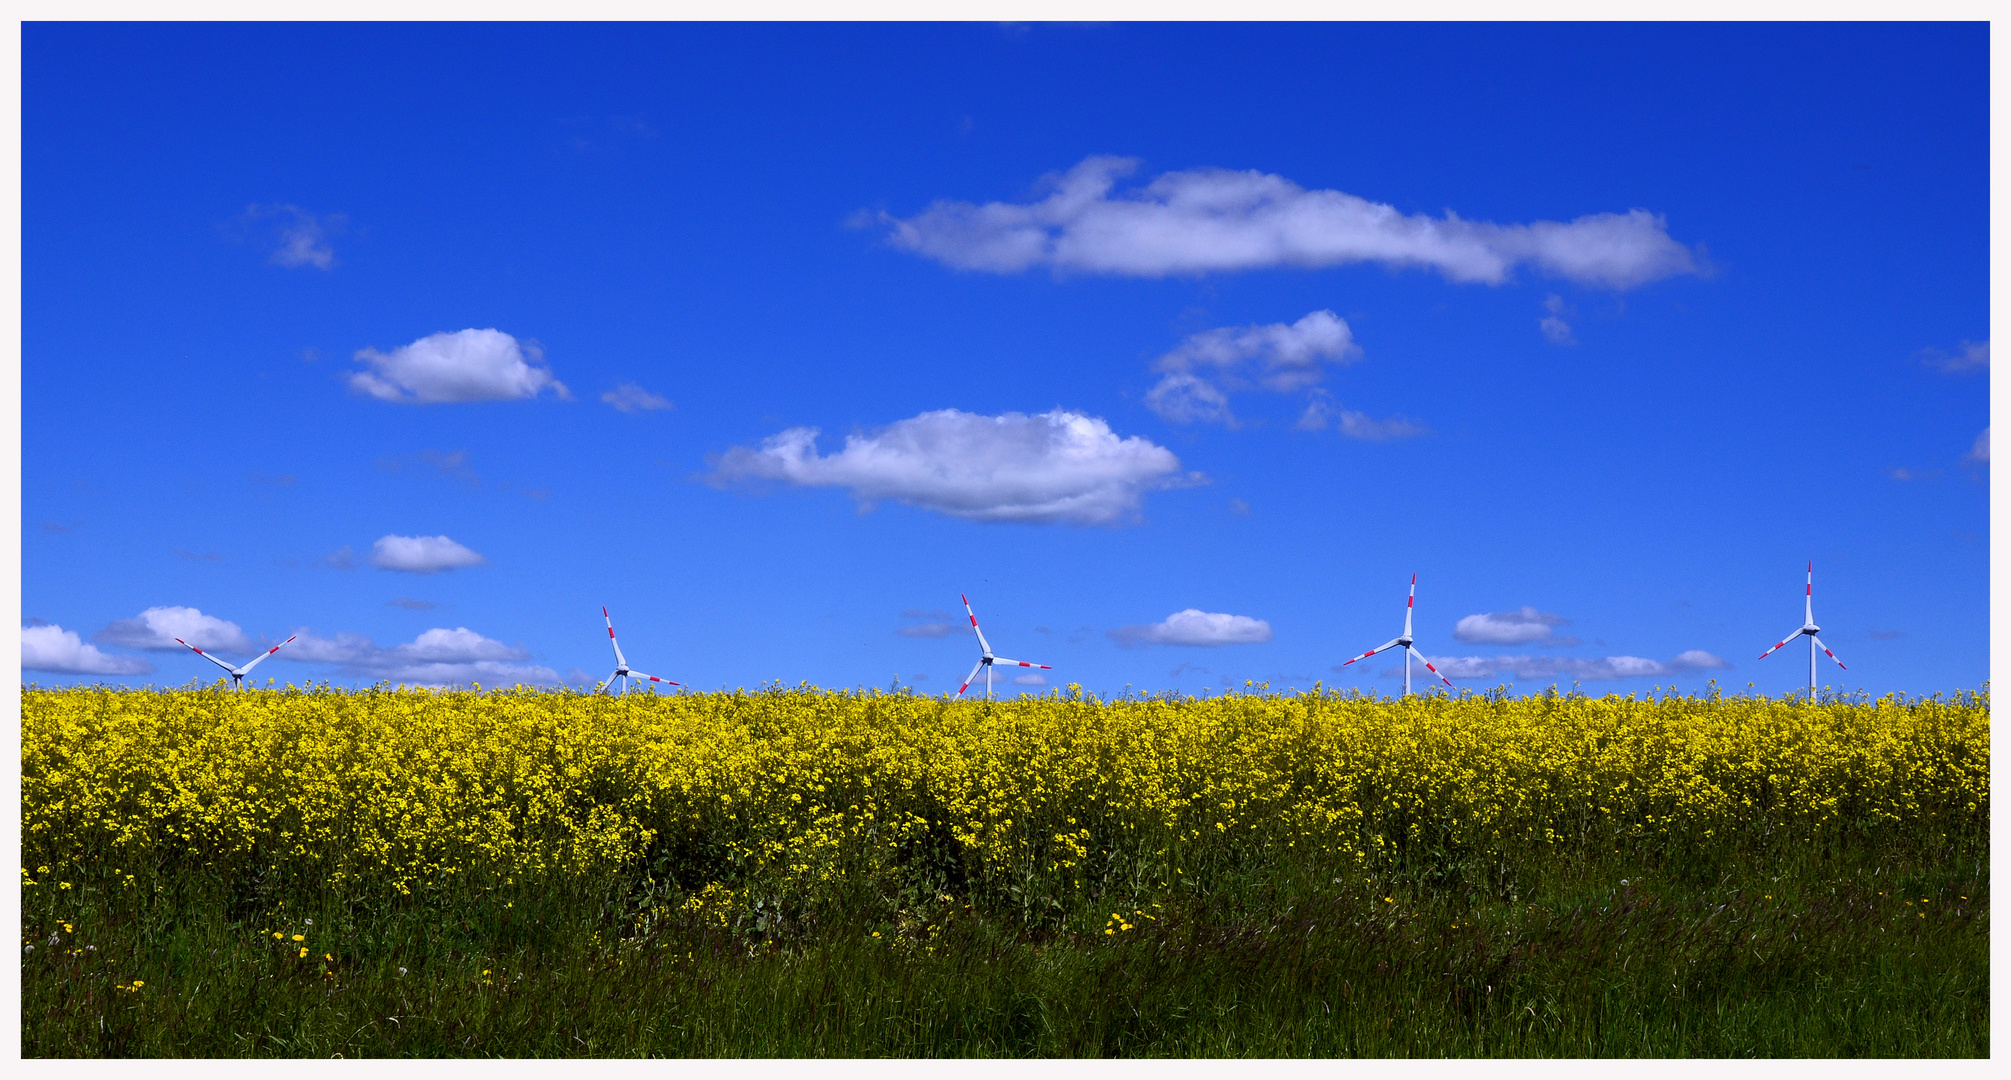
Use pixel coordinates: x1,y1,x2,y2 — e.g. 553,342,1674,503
956,594,1051,701
1757,561,1847,700
177,634,297,690
599,606,681,695
1339,573,1454,696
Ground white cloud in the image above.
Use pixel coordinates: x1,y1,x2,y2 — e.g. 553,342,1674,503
95,606,251,652
1294,390,1426,440
1144,372,1233,425
896,623,960,639
1966,427,1989,465
349,329,569,404
1921,339,1988,373
282,626,559,686
882,155,1697,288
1452,607,1576,646
370,535,487,574
705,408,1193,526
1397,650,1731,682
1110,609,1274,647
1146,310,1360,425
23,625,154,676
1012,673,1047,686
1540,295,1577,345
601,382,674,413
243,203,342,270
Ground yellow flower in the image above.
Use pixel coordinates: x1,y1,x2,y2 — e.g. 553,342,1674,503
299,947,309,958
291,934,304,942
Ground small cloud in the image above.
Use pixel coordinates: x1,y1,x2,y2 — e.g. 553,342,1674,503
387,597,438,611
1145,310,1359,425
1168,662,1211,678
23,624,154,676
248,472,297,486
1298,390,1427,440
1919,339,1988,374
705,408,1194,526
282,626,558,686
300,347,322,364
95,606,250,652
349,329,568,405
39,521,71,533
1886,466,1941,482
1110,609,1273,647
1012,673,1046,686
1227,498,1250,516
240,203,345,270
1386,650,1729,682
1453,607,1576,646
601,383,674,414
321,545,356,571
896,623,960,639
369,535,486,574
1540,295,1577,345
174,549,222,562
1965,428,1989,465
1868,629,1905,641
24,616,51,626
1668,650,1731,671
909,672,930,682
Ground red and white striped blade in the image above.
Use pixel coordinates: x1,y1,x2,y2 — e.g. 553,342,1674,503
236,634,298,676
960,593,993,657
602,606,630,669
1805,562,1815,624
989,657,1051,670
1757,629,1803,661
626,671,681,687
1811,636,1847,670
1403,574,1416,638
176,637,239,673
1341,637,1403,667
1407,647,1454,688
955,657,986,697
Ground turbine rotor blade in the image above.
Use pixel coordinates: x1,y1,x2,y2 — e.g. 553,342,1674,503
1805,562,1815,624
176,638,240,673
1757,630,1805,661
988,658,1051,669
603,606,629,669
961,593,993,657
1811,636,1847,670
1408,646,1455,688
628,671,681,686
1340,638,1404,667
956,657,986,697
1404,574,1416,639
601,670,621,695
235,634,298,676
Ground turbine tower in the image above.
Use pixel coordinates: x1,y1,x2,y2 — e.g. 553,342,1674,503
600,606,681,695
956,593,1051,701
1757,561,1847,700
1339,574,1453,697
177,634,297,690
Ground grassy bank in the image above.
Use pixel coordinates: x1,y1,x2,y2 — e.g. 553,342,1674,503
21,686,1989,1056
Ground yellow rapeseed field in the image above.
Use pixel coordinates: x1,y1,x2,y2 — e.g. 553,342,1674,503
21,685,1988,905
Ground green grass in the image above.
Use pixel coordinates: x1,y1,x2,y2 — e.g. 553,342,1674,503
22,839,1987,1056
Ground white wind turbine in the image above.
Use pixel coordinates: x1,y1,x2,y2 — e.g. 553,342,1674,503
1757,561,1847,700
1339,573,1454,696
177,634,298,690
599,606,681,695
956,593,1051,701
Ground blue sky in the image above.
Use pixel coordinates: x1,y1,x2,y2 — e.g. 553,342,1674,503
20,21,1989,698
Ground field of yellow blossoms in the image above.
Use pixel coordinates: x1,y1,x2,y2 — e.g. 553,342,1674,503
23,685,1988,909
